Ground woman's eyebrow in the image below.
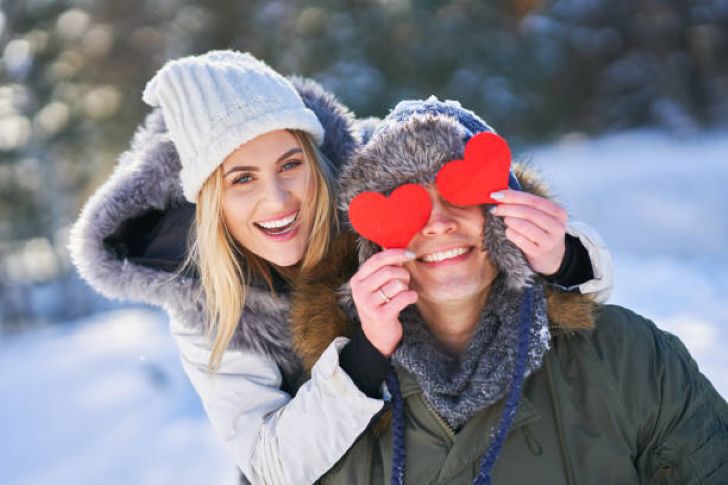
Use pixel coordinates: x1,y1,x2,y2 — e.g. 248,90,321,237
224,165,258,177
276,147,302,163
224,147,302,177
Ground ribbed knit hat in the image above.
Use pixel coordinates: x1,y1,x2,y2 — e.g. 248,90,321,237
143,50,325,202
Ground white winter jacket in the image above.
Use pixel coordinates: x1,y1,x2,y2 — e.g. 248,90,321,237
172,320,382,484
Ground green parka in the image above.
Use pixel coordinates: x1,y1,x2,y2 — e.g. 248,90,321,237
290,166,728,484
314,304,728,484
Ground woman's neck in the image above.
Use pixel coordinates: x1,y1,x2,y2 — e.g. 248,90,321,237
415,284,492,355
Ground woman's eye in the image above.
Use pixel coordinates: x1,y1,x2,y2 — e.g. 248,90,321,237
281,159,303,172
233,174,254,185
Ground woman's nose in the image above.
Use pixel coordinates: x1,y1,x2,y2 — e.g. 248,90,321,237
262,177,290,208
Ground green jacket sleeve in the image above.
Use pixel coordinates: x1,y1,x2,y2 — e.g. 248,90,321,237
629,312,728,483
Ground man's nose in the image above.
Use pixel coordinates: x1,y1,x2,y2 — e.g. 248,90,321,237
421,193,457,237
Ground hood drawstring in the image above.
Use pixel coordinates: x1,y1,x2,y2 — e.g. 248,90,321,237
385,368,406,485
474,286,534,484
387,286,535,485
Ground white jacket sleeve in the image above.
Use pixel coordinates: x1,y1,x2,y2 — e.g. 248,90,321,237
564,220,613,303
170,318,384,485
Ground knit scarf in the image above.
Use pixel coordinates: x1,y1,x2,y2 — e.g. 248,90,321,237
392,275,550,430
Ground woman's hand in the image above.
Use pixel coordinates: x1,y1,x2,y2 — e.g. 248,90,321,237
349,249,418,357
490,190,569,276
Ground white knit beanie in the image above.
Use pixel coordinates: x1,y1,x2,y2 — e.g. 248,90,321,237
142,50,325,202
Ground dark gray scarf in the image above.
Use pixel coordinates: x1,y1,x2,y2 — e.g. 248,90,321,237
392,275,550,430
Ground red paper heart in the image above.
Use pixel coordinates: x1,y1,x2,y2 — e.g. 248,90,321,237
435,132,511,206
349,184,433,248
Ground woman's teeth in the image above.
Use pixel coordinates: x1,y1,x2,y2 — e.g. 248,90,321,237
258,212,297,228
421,247,469,263
257,212,297,234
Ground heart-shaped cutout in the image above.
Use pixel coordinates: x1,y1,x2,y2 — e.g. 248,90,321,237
435,132,511,206
349,184,433,248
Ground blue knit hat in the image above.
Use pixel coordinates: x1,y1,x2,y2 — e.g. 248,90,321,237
377,96,523,191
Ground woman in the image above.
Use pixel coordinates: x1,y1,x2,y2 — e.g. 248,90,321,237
69,51,613,483
291,97,728,483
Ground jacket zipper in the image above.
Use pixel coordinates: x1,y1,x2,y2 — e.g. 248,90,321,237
422,397,456,440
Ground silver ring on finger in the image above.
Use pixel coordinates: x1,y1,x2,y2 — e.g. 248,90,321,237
378,288,391,304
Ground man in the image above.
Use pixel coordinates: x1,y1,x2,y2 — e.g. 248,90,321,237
292,97,728,484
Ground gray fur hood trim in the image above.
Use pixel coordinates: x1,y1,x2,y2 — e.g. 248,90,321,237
337,103,533,289
69,109,198,310
69,77,358,375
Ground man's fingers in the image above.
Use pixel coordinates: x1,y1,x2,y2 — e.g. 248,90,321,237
360,266,410,293
379,279,409,302
503,217,550,247
491,190,568,223
504,227,540,256
352,248,415,282
381,290,418,314
492,204,565,235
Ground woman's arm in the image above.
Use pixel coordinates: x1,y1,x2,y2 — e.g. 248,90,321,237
170,318,383,484
564,221,612,302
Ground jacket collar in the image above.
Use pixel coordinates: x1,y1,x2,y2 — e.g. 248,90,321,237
397,365,541,429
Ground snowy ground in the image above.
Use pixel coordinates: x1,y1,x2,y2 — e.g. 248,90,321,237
1,129,726,484
0,309,238,485
526,129,728,398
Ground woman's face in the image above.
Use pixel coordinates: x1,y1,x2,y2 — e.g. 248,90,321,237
221,130,316,267
405,185,498,304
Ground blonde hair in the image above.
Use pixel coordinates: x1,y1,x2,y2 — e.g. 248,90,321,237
187,130,336,370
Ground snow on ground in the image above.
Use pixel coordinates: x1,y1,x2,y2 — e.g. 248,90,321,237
0,309,238,485
526,129,728,397
1,129,726,485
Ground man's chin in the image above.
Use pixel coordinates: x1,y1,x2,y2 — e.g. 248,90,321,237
414,281,489,305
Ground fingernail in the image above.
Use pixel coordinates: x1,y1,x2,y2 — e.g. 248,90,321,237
490,191,505,200
404,250,416,260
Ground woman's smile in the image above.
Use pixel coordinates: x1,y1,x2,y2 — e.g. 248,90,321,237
254,209,300,239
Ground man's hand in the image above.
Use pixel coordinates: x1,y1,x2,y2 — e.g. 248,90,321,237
349,249,417,357
490,190,568,276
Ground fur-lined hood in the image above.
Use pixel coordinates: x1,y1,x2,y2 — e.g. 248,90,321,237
292,165,595,373
337,98,533,290
69,77,360,378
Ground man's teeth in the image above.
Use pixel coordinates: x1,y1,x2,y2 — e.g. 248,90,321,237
258,212,297,229
421,247,469,263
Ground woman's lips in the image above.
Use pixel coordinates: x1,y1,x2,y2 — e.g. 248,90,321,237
258,222,300,242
